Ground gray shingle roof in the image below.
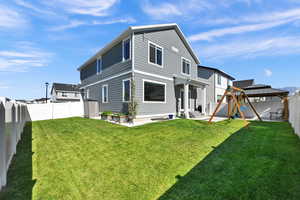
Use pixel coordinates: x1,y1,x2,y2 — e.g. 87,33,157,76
233,79,255,88
198,65,235,80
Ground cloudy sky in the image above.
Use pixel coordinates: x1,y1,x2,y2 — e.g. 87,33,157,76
0,0,300,99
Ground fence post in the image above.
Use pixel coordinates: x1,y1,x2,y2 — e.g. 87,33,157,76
0,101,6,189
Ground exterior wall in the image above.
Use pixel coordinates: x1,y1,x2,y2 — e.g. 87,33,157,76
197,67,215,107
215,73,231,103
134,29,200,81
84,73,132,113
133,29,207,117
134,73,176,117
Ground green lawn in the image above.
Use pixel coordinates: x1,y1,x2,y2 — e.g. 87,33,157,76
1,118,300,200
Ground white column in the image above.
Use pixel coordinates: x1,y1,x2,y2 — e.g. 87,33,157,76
203,87,207,115
184,83,190,119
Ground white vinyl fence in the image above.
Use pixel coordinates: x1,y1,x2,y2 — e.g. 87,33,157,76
27,101,84,121
289,93,300,137
0,100,30,191
0,100,84,191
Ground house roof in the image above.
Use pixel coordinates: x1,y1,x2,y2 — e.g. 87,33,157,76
243,84,271,90
233,79,255,88
77,23,200,71
243,88,289,97
198,65,235,80
51,83,80,94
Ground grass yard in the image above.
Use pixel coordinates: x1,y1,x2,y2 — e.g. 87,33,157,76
1,118,300,200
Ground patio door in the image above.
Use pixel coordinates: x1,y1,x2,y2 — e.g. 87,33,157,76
180,89,191,111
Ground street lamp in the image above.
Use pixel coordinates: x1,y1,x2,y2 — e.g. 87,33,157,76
45,82,49,103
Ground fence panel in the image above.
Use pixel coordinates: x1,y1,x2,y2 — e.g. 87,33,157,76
0,100,29,191
289,93,300,137
27,101,84,121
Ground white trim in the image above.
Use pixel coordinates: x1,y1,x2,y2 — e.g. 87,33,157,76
80,70,132,89
122,78,131,102
122,37,131,62
142,79,167,103
181,57,191,76
86,88,90,99
136,113,176,119
134,69,173,81
102,84,108,103
148,40,163,68
132,33,135,71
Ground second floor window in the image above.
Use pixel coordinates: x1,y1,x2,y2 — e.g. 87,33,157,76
102,85,108,103
97,58,102,74
182,58,191,75
149,42,163,66
123,38,131,61
217,74,221,85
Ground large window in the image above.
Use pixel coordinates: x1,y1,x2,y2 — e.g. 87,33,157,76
182,57,191,75
123,79,131,102
97,58,102,74
123,38,131,61
149,42,163,67
143,80,166,102
102,85,108,103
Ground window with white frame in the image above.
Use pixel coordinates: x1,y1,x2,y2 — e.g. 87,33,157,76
143,80,166,102
217,74,221,85
122,79,131,102
182,58,191,75
123,38,131,61
86,88,90,99
149,42,163,66
102,85,108,103
97,58,102,74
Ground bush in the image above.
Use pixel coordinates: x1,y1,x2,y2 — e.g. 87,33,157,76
101,111,113,116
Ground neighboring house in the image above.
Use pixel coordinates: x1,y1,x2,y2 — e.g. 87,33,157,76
77,24,232,119
51,83,81,102
198,66,235,104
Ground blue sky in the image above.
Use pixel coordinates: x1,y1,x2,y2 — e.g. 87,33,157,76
0,0,300,99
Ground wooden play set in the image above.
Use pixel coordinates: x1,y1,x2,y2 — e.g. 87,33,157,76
208,86,262,124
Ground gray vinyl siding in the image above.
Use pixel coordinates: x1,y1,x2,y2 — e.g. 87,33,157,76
134,29,199,80
80,41,130,85
80,60,132,86
198,67,215,104
134,73,175,116
102,42,123,70
85,73,132,113
80,60,97,80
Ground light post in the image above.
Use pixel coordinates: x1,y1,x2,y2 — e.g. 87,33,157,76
45,82,49,103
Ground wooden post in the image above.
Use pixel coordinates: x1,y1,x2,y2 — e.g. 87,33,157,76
208,90,228,123
244,94,262,121
228,96,231,119
283,97,289,121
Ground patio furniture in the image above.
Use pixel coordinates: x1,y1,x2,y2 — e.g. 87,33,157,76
270,108,284,120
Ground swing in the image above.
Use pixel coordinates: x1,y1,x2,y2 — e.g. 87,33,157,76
208,86,262,124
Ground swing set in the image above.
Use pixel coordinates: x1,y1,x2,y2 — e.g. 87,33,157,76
208,86,262,124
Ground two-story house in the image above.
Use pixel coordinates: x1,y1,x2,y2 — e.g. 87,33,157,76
198,66,235,105
78,24,232,119
51,83,81,102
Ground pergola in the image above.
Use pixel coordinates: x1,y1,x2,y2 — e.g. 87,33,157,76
242,86,289,120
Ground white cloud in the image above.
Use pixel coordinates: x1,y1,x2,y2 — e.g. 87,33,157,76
0,43,53,72
142,2,182,19
264,69,273,77
0,5,28,29
45,0,119,16
0,83,10,89
189,19,294,41
198,35,300,61
14,0,56,15
49,17,136,31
